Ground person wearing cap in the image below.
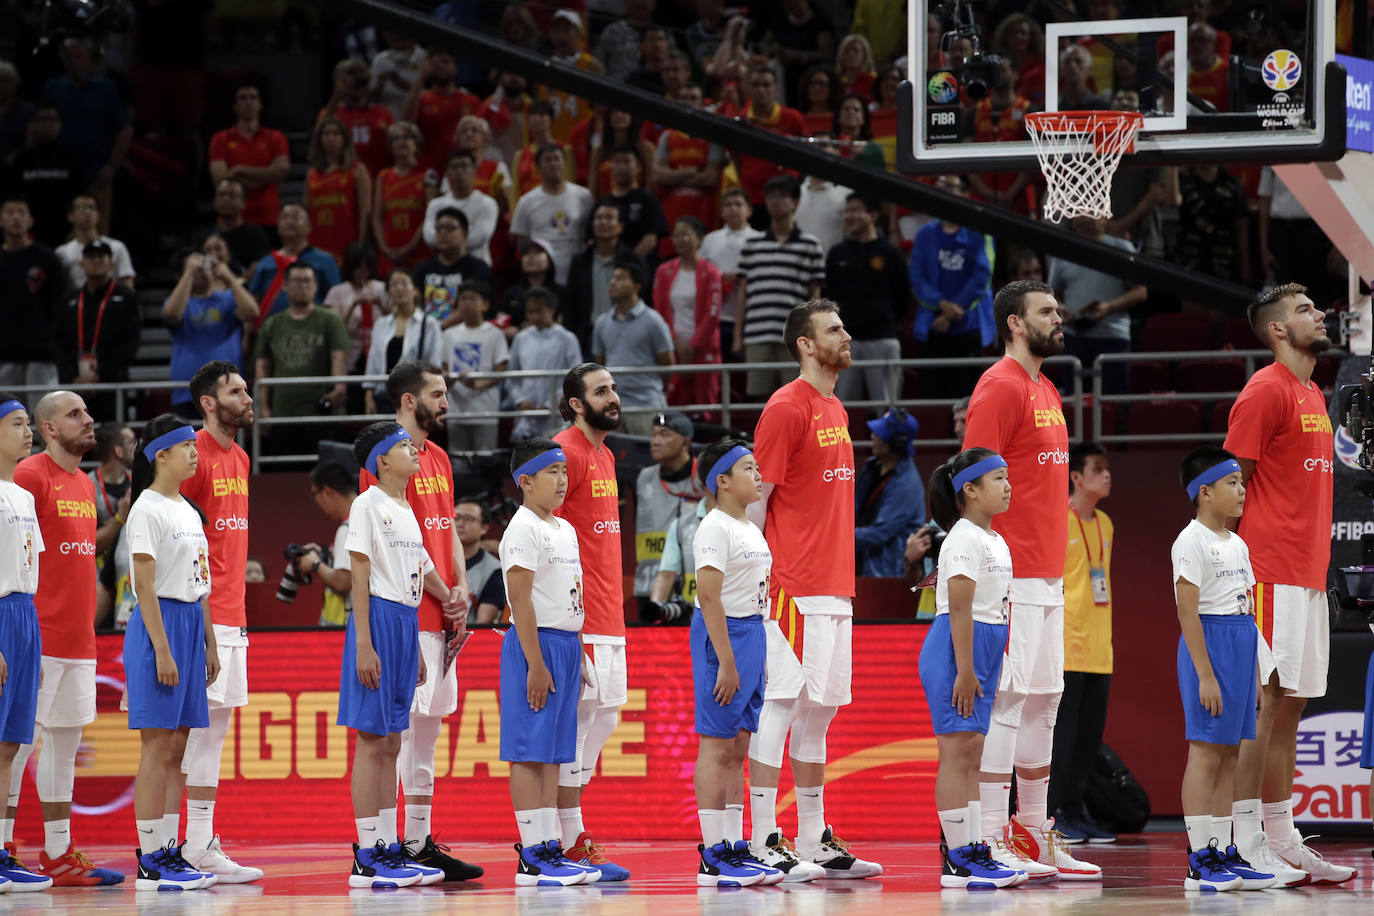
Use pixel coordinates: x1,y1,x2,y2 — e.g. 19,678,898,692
633,411,705,618
854,408,926,578
54,194,135,291
442,280,508,452
411,206,493,328
504,287,582,442
52,240,140,408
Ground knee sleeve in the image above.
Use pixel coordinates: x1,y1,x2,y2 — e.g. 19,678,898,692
789,701,838,765
981,718,1018,774
558,696,599,788
579,704,621,787
182,706,233,787
748,696,802,769
399,715,443,797
8,741,34,807
1013,693,1062,770
35,726,81,803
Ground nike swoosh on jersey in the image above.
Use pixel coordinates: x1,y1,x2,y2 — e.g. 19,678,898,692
1029,394,1036,401
1297,398,1306,404
813,413,823,420
53,484,63,490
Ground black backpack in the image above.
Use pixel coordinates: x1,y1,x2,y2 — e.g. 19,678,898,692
1083,743,1151,834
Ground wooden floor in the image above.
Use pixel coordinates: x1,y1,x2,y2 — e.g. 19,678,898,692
2,833,1370,914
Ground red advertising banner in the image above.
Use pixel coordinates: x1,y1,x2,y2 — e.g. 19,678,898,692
12,625,937,846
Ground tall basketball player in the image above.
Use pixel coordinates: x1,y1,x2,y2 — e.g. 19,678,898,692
963,280,1098,880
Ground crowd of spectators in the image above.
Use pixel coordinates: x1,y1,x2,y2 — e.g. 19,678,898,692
0,0,1349,452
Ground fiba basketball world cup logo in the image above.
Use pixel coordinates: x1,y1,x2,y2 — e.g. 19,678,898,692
1262,49,1302,92
927,71,960,105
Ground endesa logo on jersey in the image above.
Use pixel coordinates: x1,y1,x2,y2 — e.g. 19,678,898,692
423,515,452,531
59,540,97,556
1303,456,1334,474
215,516,249,531
822,465,856,483
593,518,622,534
1037,449,1070,466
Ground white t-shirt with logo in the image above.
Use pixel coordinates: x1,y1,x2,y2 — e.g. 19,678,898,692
510,183,595,284
0,479,44,597
347,485,435,607
499,505,584,631
693,508,771,619
126,490,211,602
442,321,510,416
936,518,1013,624
1171,519,1255,616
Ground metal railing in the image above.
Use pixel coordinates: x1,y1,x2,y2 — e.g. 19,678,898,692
2,380,188,427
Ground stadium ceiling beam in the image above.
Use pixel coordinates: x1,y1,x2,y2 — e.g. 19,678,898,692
341,0,1255,310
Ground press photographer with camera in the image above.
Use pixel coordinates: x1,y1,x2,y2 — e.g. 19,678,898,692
284,462,358,625
634,412,705,622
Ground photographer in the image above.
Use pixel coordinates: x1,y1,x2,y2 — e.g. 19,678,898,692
295,461,357,626
634,412,705,620
855,408,926,578
647,493,709,625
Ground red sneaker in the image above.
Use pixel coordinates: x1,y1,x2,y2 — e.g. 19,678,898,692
565,832,630,881
39,846,126,886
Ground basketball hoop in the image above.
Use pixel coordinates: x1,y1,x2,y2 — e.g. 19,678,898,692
1023,110,1144,223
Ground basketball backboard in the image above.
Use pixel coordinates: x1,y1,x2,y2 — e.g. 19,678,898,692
899,0,1343,173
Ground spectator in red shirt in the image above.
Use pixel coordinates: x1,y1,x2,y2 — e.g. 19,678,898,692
836,34,875,100
797,65,839,136
735,66,805,220
320,58,395,179
208,85,290,228
1186,22,1230,112
403,52,507,174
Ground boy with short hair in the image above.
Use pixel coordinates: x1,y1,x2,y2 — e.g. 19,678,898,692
1171,446,1276,892
500,438,599,886
441,280,508,453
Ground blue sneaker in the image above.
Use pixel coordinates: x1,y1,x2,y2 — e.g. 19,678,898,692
566,831,629,882
544,840,600,884
1221,844,1277,890
698,841,766,887
393,841,444,885
731,840,783,885
1051,817,1089,845
0,848,52,892
515,842,591,887
940,842,1024,889
133,845,208,891
349,841,422,889
1185,842,1243,891
1078,812,1117,844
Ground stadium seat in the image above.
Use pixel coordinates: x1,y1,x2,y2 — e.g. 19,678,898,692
1128,360,1170,394
907,405,954,441
1137,313,1216,353
1208,399,1236,433
1070,400,1118,439
1176,359,1247,393
1124,400,1203,439
1222,315,1261,349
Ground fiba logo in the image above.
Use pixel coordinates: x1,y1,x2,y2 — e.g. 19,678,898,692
1261,50,1302,92
927,71,959,105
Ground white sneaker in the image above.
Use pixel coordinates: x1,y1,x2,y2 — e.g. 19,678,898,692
986,834,1057,880
1235,831,1307,888
182,836,264,884
750,832,824,883
1274,829,1356,886
1008,816,1101,881
798,826,883,878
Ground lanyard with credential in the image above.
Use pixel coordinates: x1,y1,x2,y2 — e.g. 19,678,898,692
78,280,116,356
1071,501,1110,606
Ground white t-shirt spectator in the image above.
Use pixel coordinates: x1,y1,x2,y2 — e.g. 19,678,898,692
499,505,584,631
422,190,500,264
126,490,211,603
699,223,763,322
442,320,509,416
1170,520,1255,616
370,45,427,119
55,235,136,289
1048,234,1136,342
796,180,851,255
693,508,771,618
935,518,1012,624
669,265,696,343
0,480,43,597
510,182,594,285
347,485,435,607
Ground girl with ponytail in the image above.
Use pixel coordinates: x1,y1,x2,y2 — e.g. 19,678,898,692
124,414,219,890
919,447,1021,888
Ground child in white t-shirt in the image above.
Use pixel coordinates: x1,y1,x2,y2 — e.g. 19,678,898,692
442,280,509,452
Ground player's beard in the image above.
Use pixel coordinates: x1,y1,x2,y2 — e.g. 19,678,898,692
59,429,95,457
817,342,853,372
584,400,621,431
414,400,446,436
1300,330,1333,356
1027,323,1066,358
217,398,254,429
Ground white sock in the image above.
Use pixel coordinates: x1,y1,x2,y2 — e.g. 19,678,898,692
136,818,161,852
1232,798,1262,848
355,816,380,847
698,809,726,846
979,781,1011,841
185,800,215,849
1185,814,1213,851
404,804,431,842
43,818,71,858
1213,815,1233,847
795,786,826,849
968,800,982,841
725,804,745,843
749,786,778,846
514,809,543,848
160,812,180,847
1261,800,1295,842
377,807,397,845
539,807,559,845
1,817,11,844
1017,775,1050,826
939,807,970,848
558,806,584,848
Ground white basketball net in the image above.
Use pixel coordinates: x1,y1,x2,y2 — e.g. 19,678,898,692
1024,111,1144,223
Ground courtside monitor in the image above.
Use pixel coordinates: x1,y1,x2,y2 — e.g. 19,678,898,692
899,0,1344,173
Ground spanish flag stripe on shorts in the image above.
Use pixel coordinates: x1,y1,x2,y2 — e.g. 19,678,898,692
772,588,805,661
1255,582,1275,647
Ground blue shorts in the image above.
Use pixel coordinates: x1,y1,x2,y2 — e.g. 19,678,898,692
1178,614,1258,744
1362,650,1374,769
919,614,1008,735
691,611,766,738
124,598,210,731
338,595,419,737
0,593,41,744
499,626,581,763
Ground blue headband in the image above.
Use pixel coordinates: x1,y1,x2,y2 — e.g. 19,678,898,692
706,445,753,496
1187,459,1242,500
365,428,413,477
142,425,196,463
512,447,567,483
0,399,25,423
952,454,1008,492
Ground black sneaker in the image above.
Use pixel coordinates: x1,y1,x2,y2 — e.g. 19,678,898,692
413,834,484,881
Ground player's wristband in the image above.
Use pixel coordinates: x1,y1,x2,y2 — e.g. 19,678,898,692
114,513,126,525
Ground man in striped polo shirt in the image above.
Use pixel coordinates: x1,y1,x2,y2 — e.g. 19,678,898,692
734,175,825,400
